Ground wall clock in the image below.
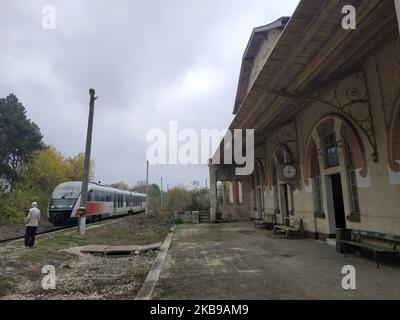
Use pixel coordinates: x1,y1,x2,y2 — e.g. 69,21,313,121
282,164,297,179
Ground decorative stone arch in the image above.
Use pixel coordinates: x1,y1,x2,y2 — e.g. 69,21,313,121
270,143,297,184
304,138,318,182
265,144,292,187
304,114,367,184
255,159,266,183
388,91,400,172
272,144,295,165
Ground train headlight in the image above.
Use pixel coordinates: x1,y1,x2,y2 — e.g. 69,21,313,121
50,205,54,209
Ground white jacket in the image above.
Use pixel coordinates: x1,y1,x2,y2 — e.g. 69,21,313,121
26,207,41,227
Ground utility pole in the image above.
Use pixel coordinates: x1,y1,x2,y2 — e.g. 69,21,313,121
160,177,163,210
166,184,169,208
145,160,149,215
78,88,98,236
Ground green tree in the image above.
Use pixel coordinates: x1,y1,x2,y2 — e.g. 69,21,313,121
186,180,209,211
0,94,43,188
131,180,161,210
164,185,191,211
111,181,130,190
0,146,96,223
131,180,146,193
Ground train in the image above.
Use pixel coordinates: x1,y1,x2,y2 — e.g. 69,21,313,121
48,181,146,225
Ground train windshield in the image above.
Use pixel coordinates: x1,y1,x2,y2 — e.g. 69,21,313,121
49,185,81,209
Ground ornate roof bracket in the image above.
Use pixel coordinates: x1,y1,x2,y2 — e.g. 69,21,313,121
306,71,378,162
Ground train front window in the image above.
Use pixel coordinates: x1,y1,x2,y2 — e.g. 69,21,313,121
50,186,80,209
52,186,80,199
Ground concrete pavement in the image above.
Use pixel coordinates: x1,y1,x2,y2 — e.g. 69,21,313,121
152,222,400,300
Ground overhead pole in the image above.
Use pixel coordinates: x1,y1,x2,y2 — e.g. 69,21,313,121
78,88,98,236
145,160,149,215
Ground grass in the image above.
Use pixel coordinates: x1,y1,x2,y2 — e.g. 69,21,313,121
15,215,168,262
0,213,172,298
0,213,55,241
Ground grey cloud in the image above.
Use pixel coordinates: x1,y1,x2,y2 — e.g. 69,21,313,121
0,0,299,187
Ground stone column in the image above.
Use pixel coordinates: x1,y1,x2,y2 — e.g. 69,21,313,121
396,0,400,35
208,159,217,223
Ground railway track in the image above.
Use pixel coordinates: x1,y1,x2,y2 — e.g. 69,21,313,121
0,225,74,244
0,211,144,244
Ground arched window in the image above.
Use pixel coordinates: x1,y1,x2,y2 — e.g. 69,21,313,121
322,131,339,168
305,115,367,181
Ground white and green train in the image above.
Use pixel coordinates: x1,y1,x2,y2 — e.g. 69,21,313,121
48,181,146,225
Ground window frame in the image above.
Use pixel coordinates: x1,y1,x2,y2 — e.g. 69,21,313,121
323,131,339,168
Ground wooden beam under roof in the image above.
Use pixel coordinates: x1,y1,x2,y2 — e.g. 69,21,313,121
287,0,382,93
265,0,341,92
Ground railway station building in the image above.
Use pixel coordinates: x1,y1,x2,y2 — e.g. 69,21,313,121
209,0,400,240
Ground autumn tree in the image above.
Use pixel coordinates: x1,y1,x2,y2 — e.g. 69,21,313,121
27,146,68,192
0,146,96,222
65,152,94,181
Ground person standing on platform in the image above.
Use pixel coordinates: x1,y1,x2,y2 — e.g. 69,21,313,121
25,202,41,248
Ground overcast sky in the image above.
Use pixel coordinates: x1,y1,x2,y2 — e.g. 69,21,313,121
0,0,299,189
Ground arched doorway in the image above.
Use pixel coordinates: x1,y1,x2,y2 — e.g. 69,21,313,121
253,161,265,219
304,115,366,235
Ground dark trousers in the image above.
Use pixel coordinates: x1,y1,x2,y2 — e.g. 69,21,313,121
25,226,37,247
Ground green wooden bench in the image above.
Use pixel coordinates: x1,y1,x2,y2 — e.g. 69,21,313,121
272,217,305,238
340,230,400,268
254,213,276,229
